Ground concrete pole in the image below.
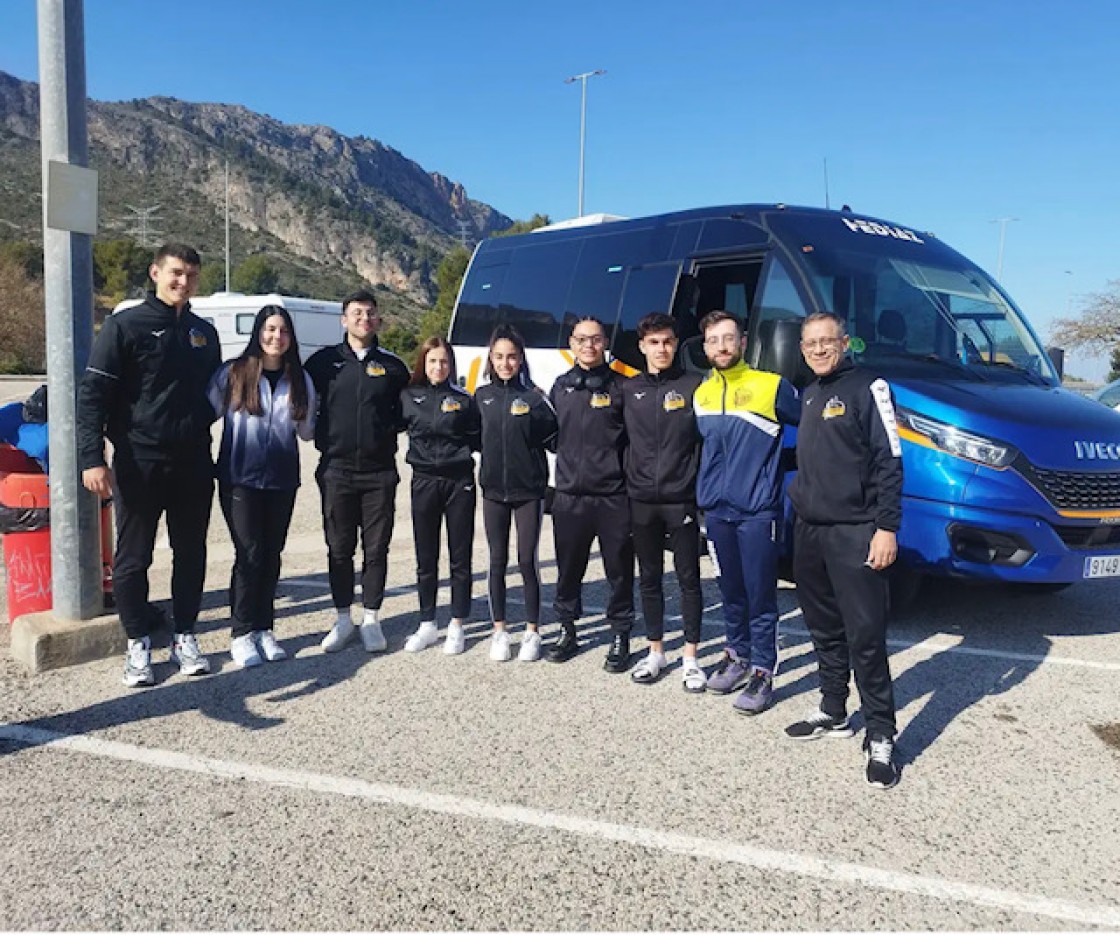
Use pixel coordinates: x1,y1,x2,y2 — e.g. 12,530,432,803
38,0,102,620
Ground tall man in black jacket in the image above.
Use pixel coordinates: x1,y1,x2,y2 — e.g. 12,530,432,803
78,243,222,687
305,290,410,654
546,316,634,671
786,312,904,789
622,313,706,691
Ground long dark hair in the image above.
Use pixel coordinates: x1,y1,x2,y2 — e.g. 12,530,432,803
225,304,309,421
484,324,532,384
410,336,458,387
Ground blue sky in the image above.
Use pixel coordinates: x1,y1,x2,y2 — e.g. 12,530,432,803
2,0,1117,378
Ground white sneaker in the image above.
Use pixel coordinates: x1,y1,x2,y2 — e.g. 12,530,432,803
404,621,439,653
443,622,466,655
171,632,211,676
359,621,388,653
257,630,287,662
517,630,542,662
321,616,356,652
489,629,512,662
122,636,154,687
230,633,263,668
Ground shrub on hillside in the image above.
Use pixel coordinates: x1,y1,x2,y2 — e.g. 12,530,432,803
0,253,45,374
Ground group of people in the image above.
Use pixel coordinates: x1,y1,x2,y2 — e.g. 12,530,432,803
77,242,904,789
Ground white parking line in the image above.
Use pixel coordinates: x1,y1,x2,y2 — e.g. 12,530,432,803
2,723,1117,929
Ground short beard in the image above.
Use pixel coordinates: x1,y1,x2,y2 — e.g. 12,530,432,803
710,353,743,371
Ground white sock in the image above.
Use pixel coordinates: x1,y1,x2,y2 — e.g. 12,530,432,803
336,609,352,627
681,655,699,670
362,609,380,626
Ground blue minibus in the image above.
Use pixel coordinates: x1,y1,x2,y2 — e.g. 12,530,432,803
449,204,1120,597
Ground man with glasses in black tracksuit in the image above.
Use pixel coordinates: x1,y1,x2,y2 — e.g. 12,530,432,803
785,312,903,790
546,316,634,671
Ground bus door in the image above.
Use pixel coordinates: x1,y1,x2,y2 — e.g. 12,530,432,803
677,255,766,373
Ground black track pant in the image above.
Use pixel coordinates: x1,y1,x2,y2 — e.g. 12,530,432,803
793,517,897,739
112,454,214,640
219,485,297,638
318,466,398,611
552,491,634,633
411,472,476,619
483,498,543,624
631,500,702,645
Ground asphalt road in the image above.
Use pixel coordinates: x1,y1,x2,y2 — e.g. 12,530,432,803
1,378,1119,930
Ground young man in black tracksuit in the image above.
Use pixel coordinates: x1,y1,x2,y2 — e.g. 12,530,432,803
547,316,634,671
621,313,706,692
305,289,410,654
78,243,222,687
786,312,904,789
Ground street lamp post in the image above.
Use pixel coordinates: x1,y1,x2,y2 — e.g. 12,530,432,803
564,69,605,218
990,216,1019,282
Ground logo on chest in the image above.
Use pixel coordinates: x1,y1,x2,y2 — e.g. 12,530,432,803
366,361,386,377
510,398,530,416
188,328,208,349
822,396,846,420
663,391,686,412
441,396,462,413
590,391,612,409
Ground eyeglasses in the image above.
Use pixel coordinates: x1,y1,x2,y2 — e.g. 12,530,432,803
800,338,845,351
571,334,605,346
347,309,381,320
703,335,741,348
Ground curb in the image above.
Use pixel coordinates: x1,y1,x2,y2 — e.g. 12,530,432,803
10,611,124,672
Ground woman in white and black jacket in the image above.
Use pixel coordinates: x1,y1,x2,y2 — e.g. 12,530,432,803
475,325,558,662
399,337,481,655
208,305,316,668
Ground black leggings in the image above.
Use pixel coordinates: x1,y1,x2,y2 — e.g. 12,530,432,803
483,498,543,624
411,472,476,619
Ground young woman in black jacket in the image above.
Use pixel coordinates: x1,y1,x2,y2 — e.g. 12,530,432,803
474,326,558,661
399,337,481,654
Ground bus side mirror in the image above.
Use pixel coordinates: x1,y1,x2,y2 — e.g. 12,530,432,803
1046,346,1065,380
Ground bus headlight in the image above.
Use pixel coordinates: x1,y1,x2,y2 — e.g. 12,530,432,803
897,408,1018,468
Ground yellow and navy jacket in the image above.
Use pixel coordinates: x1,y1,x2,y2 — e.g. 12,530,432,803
694,360,800,520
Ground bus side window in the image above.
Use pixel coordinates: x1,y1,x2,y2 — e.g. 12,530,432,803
748,256,813,386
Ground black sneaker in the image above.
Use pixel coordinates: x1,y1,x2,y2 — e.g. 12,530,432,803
863,734,900,789
785,708,855,741
603,632,631,673
545,624,579,663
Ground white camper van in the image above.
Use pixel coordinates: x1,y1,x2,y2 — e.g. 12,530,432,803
112,293,343,362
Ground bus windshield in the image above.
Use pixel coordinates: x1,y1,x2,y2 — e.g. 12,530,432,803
769,213,1058,386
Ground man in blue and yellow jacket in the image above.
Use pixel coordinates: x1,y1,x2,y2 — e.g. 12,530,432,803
695,311,800,714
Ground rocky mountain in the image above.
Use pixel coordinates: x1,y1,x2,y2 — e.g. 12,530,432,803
0,69,511,313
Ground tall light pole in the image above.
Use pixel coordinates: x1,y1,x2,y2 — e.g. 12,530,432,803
990,216,1019,282
564,69,605,218
1064,269,1074,315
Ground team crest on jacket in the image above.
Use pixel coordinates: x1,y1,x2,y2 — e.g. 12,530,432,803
510,398,530,416
663,391,686,412
733,386,753,407
366,362,386,377
822,396,846,419
188,328,208,348
590,391,611,409
441,397,462,413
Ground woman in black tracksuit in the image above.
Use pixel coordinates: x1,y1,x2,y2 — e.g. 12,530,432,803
399,337,481,655
475,325,558,662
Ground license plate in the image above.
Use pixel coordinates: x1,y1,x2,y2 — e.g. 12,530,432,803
1084,555,1120,578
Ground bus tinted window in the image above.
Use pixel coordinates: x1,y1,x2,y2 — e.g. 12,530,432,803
500,240,582,346
565,231,650,333
451,259,508,346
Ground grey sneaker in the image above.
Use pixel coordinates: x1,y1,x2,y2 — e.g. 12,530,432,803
171,632,211,676
733,668,774,715
122,636,154,688
705,653,752,694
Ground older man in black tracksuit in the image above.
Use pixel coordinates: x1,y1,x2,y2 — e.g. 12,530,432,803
621,313,706,692
305,289,410,654
786,312,904,790
547,316,634,671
